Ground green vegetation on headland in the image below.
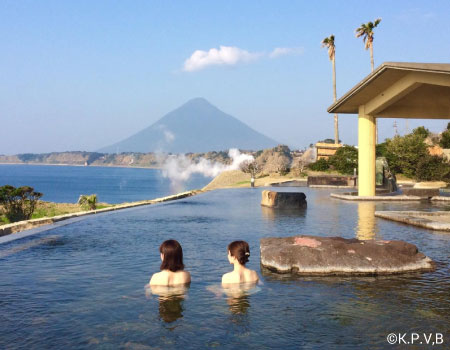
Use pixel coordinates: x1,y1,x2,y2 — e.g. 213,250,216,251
0,185,113,226
0,185,43,222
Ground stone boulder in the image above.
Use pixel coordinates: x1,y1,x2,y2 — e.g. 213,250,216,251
402,188,440,198
307,175,357,187
260,235,434,275
261,190,307,209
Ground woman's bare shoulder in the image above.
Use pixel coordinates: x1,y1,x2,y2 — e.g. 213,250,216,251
221,272,235,284
149,271,167,285
251,270,259,281
180,270,191,283
245,268,259,282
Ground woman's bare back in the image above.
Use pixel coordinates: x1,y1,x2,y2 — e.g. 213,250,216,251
222,268,258,285
150,270,191,286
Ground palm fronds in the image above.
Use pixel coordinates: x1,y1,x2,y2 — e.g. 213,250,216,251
355,18,382,50
321,35,335,60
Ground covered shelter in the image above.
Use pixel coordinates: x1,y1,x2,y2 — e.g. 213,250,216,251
328,62,450,196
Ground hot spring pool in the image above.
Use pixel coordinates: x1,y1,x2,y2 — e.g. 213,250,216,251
1,188,449,349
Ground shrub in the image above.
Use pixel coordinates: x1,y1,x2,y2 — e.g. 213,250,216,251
278,165,290,176
0,185,43,222
309,158,329,171
440,130,450,148
318,138,339,144
415,155,450,181
384,134,428,178
78,194,98,210
328,145,358,175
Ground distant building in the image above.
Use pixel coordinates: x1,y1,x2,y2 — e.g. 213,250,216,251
315,142,342,160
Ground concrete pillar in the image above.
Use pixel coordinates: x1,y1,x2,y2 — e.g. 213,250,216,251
358,106,376,196
356,202,376,240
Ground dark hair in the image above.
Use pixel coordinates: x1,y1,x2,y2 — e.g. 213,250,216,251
160,239,184,272
228,240,250,265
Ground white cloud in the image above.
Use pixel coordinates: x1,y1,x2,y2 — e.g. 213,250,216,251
183,46,261,72
269,47,304,58
396,8,436,22
182,45,304,72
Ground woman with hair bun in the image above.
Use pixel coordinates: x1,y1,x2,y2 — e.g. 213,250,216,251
149,239,191,286
222,240,259,285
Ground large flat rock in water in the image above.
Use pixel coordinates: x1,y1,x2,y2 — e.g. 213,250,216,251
260,235,434,275
261,190,306,209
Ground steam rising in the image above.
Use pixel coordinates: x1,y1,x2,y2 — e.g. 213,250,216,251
162,148,253,192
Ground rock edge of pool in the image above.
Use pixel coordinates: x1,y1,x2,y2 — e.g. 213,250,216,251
260,235,435,275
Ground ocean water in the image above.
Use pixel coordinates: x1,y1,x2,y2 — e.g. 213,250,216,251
1,187,449,349
0,164,210,203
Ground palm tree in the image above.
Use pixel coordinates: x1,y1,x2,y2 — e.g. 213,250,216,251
356,18,382,143
355,18,382,72
78,194,98,210
322,35,339,144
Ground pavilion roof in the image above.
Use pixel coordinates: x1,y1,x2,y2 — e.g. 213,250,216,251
328,62,450,118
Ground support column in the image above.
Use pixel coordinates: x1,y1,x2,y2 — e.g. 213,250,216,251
358,106,376,196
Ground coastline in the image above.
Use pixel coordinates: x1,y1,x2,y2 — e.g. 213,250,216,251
0,162,162,170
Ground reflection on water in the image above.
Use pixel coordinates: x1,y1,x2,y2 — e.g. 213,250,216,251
356,202,377,240
222,282,259,315
145,285,189,323
0,235,61,258
261,206,307,220
207,283,261,315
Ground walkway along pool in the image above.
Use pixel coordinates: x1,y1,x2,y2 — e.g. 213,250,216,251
1,188,449,349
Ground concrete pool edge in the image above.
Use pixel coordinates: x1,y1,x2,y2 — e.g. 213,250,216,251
375,210,450,232
330,192,423,201
331,190,450,201
0,189,203,238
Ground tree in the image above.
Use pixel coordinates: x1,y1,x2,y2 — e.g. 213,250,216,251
322,35,339,145
255,145,292,174
439,123,450,148
0,185,43,222
78,194,98,210
356,18,382,144
240,160,260,178
355,18,382,72
412,126,430,139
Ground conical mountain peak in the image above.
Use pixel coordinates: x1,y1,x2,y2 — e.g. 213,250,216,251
98,98,278,153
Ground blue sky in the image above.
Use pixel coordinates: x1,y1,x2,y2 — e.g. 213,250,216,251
1,0,450,154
